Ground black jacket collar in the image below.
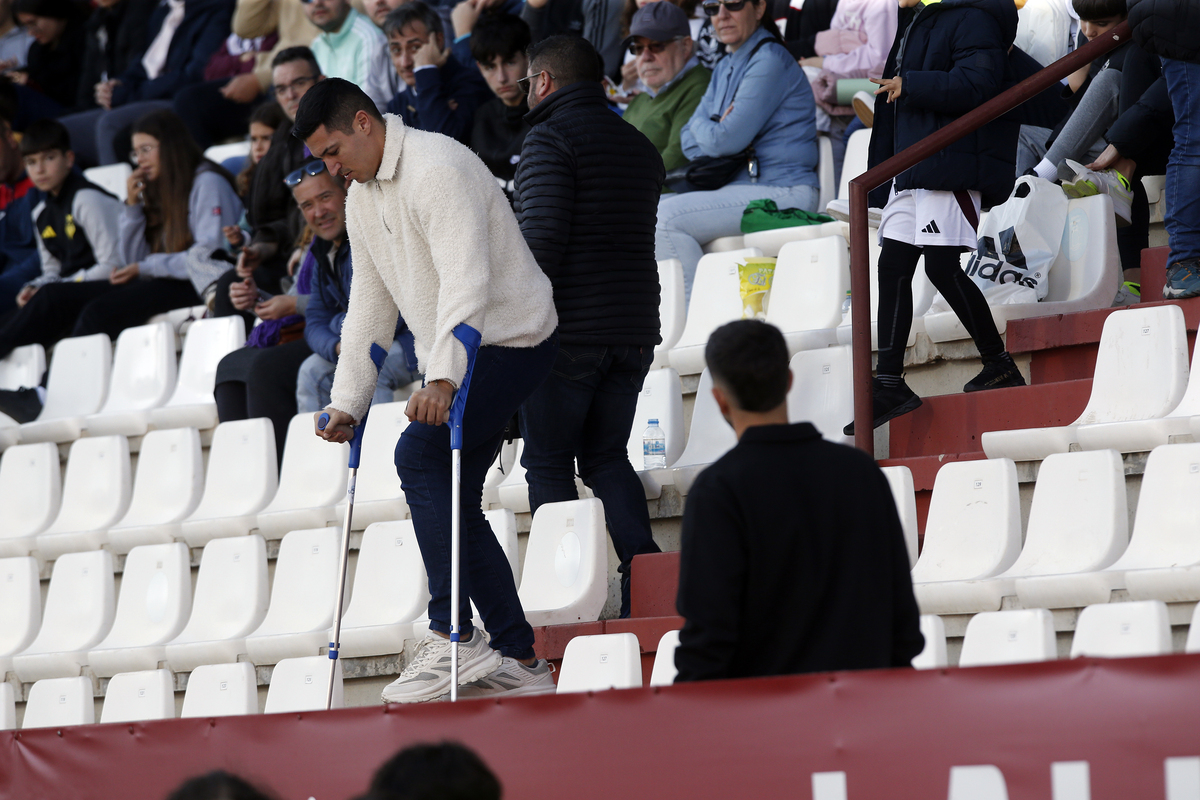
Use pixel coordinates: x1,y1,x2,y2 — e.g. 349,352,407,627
524,80,608,127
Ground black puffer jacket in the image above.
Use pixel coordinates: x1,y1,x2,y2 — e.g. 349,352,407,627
1129,0,1200,64
868,0,1019,208
513,81,664,346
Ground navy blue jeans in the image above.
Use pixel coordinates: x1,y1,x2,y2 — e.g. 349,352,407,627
1164,57,1200,266
395,334,557,660
519,342,662,617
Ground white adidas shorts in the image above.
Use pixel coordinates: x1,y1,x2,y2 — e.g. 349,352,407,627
878,186,981,249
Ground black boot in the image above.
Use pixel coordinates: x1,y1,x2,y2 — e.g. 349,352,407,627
964,353,1026,393
843,377,922,435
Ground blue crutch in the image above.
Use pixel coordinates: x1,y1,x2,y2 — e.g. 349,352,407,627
448,323,482,702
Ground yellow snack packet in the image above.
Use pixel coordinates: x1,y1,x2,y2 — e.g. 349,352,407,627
738,257,777,319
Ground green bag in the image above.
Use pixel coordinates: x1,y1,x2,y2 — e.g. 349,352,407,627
741,199,836,234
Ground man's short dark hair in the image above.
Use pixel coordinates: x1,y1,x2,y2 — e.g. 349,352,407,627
526,35,602,87
165,771,275,800
362,742,501,800
19,117,70,157
292,77,384,141
470,12,531,65
272,45,321,74
705,320,790,413
383,1,444,40
1072,0,1126,21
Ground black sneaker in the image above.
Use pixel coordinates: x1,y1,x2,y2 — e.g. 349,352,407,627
843,377,922,435
1163,258,1200,300
964,354,1026,393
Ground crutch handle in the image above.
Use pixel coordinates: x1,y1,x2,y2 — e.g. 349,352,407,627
449,324,482,450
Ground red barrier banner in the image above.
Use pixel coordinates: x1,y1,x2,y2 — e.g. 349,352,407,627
3,654,1200,800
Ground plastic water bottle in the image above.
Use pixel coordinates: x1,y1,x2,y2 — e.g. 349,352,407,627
841,290,852,321
643,419,666,470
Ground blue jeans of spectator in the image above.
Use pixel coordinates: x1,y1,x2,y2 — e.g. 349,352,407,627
1164,57,1200,266
295,339,419,412
518,342,662,618
656,182,819,304
0,256,43,315
58,100,173,168
395,334,558,660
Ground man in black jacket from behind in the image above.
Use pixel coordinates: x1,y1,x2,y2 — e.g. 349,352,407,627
675,320,924,682
514,35,665,618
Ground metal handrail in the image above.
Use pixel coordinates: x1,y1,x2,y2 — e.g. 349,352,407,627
847,21,1133,452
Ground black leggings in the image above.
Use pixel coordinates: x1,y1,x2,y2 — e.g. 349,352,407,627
876,239,1005,377
213,338,313,469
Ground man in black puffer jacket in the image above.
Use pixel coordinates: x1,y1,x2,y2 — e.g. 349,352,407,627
513,34,665,618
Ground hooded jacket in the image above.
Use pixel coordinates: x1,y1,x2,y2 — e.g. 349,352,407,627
1128,0,1200,64
112,0,234,105
867,0,1019,207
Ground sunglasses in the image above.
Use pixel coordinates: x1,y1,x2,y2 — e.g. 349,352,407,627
702,0,748,15
284,160,328,187
516,70,556,94
628,37,683,56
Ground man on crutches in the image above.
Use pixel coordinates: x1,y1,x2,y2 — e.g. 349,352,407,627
301,78,560,703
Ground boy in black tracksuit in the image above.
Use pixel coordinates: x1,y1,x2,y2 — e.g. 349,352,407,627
845,0,1025,436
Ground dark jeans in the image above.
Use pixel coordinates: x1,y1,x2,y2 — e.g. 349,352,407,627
395,334,558,660
518,342,662,618
877,239,1005,377
0,256,44,315
173,78,264,152
1164,57,1200,266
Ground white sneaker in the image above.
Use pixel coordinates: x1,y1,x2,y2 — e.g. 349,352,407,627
381,632,501,704
453,657,557,700
1059,159,1133,227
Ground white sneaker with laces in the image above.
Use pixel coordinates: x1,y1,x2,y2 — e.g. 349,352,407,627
453,657,557,699
381,631,501,704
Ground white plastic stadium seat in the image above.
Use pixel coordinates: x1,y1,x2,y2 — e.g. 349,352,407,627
13,550,116,682
649,629,680,687
834,241,935,350
0,411,18,452
519,498,608,627
99,669,175,723
165,535,269,673
557,632,642,693
180,418,278,548
0,556,41,678
837,127,871,201
1186,603,1200,653
657,369,737,496
495,442,589,515
958,609,1057,667
624,367,685,499
22,676,95,728
482,439,518,509
19,333,111,444
916,450,1126,615
879,465,919,567
983,305,1189,461
106,428,204,554
701,235,745,254
264,656,343,713
150,316,246,431
651,259,687,369
35,436,132,559
910,615,947,669
244,527,342,665
333,402,409,530
911,459,1022,614
181,662,259,718
84,322,177,437
0,442,61,557
84,163,132,202
742,221,846,259
1070,600,1172,658
204,140,251,164
0,683,14,730
87,543,192,678
337,520,430,659
668,248,763,376
0,344,45,390
817,133,834,211
786,346,853,446
764,237,848,352
256,413,349,538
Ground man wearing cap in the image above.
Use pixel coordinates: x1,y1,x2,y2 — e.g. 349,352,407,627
622,2,711,175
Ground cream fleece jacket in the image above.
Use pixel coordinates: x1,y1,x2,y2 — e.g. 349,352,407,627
331,115,558,422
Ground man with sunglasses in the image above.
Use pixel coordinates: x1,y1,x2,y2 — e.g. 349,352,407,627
622,1,710,175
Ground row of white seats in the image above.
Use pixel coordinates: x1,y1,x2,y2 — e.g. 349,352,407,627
0,497,609,683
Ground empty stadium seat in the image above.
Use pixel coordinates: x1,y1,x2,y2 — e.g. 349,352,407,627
651,259,687,369
332,402,409,530
879,465,918,567
1186,604,1200,654
519,498,608,627
984,306,1189,461
180,662,259,718
658,369,737,496
916,450,1126,615
911,615,947,669
84,163,131,202
337,519,430,659
668,248,764,376
13,550,115,682
84,322,177,437
36,436,132,559
87,543,192,678
105,428,205,554
743,221,846,259
817,133,834,211
20,334,112,444
958,609,1057,667
244,527,343,665
180,418,278,548
0,344,45,390
481,439,518,510
99,669,175,723
256,414,349,538
911,459,1022,614
624,367,685,499
1070,600,1172,658
649,629,680,687
22,676,95,728
0,556,41,677
834,241,935,350
263,656,343,713
495,441,590,515
701,235,745,254
557,632,642,693
0,682,13,730
164,535,269,673
0,411,18,451
837,127,871,201
204,140,251,164
150,317,246,431
764,237,848,352
0,442,61,557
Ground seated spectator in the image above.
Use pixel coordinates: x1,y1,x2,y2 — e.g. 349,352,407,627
0,83,33,210
0,91,38,313
291,161,418,411
621,2,710,174
617,0,714,94
74,0,156,113
231,0,321,115
522,0,621,79
58,0,234,167
356,742,501,800
468,10,532,192
674,319,924,682
383,1,493,143
307,0,390,109
10,0,86,112
0,0,33,71
237,101,289,199
655,0,819,301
